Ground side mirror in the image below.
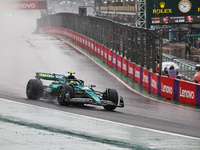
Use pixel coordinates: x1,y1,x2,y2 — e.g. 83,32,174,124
91,85,96,88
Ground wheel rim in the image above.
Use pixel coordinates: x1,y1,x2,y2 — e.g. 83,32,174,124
58,87,64,103
26,81,32,96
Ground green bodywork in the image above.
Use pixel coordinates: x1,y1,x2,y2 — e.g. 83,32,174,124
37,72,101,102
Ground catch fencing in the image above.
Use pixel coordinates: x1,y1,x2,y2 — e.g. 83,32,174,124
37,13,163,74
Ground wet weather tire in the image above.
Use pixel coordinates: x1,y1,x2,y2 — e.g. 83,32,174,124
57,84,74,106
103,88,118,111
26,79,44,100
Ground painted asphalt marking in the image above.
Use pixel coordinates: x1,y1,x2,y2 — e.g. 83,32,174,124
0,97,199,141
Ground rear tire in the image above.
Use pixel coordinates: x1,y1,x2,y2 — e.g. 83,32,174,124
26,79,44,100
103,88,118,111
57,84,74,106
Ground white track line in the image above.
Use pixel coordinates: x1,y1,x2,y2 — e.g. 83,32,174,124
0,97,200,140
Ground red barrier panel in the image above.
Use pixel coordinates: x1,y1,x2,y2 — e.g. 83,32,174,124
151,73,158,94
77,34,80,46
112,52,117,69
97,43,101,58
68,30,71,39
160,76,175,99
179,80,196,105
90,40,94,55
72,31,76,43
134,65,141,83
108,49,112,67
122,58,127,75
63,28,69,38
80,35,83,48
128,61,134,79
55,28,63,36
70,30,73,39
85,37,89,52
101,45,104,60
83,36,87,50
74,32,78,45
104,47,108,64
94,42,98,57
142,68,149,89
117,54,122,72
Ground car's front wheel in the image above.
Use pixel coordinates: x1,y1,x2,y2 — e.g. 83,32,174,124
57,84,74,106
26,79,44,100
103,88,118,111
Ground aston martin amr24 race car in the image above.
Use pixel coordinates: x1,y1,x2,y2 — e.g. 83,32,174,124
26,72,124,111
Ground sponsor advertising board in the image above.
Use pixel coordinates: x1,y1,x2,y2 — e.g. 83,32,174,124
160,76,174,99
134,65,141,83
108,49,112,67
142,68,149,89
128,61,134,79
104,47,108,64
97,43,101,58
94,42,98,57
151,73,158,94
101,45,104,60
112,52,117,69
117,54,122,72
122,58,127,76
179,80,196,105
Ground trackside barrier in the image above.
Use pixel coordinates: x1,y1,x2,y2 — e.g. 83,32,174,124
41,27,200,108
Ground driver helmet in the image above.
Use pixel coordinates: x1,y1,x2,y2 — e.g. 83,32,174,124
169,65,174,70
195,64,200,70
70,81,78,86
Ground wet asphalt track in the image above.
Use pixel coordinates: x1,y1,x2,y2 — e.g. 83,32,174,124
0,27,200,149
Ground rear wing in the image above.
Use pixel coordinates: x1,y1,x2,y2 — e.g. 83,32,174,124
36,72,65,81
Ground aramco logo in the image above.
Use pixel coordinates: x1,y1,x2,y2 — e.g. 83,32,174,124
159,2,165,9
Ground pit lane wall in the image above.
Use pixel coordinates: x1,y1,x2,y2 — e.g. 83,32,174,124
40,27,200,107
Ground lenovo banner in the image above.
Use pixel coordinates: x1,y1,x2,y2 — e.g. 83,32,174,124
85,38,89,52
94,42,98,57
142,68,149,89
90,40,94,55
112,52,117,69
10,1,47,10
179,80,196,105
97,43,101,58
104,47,108,64
100,45,104,60
117,54,122,72
134,65,141,83
128,61,134,79
160,76,175,99
122,58,127,76
108,49,112,68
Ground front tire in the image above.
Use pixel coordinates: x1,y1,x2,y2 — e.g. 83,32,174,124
57,84,74,106
103,88,118,111
26,79,44,100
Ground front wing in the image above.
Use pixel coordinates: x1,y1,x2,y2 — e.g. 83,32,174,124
65,96,124,108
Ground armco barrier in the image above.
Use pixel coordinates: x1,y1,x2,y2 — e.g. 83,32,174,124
41,26,200,108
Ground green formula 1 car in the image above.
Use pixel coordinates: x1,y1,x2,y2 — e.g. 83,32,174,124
26,72,124,111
